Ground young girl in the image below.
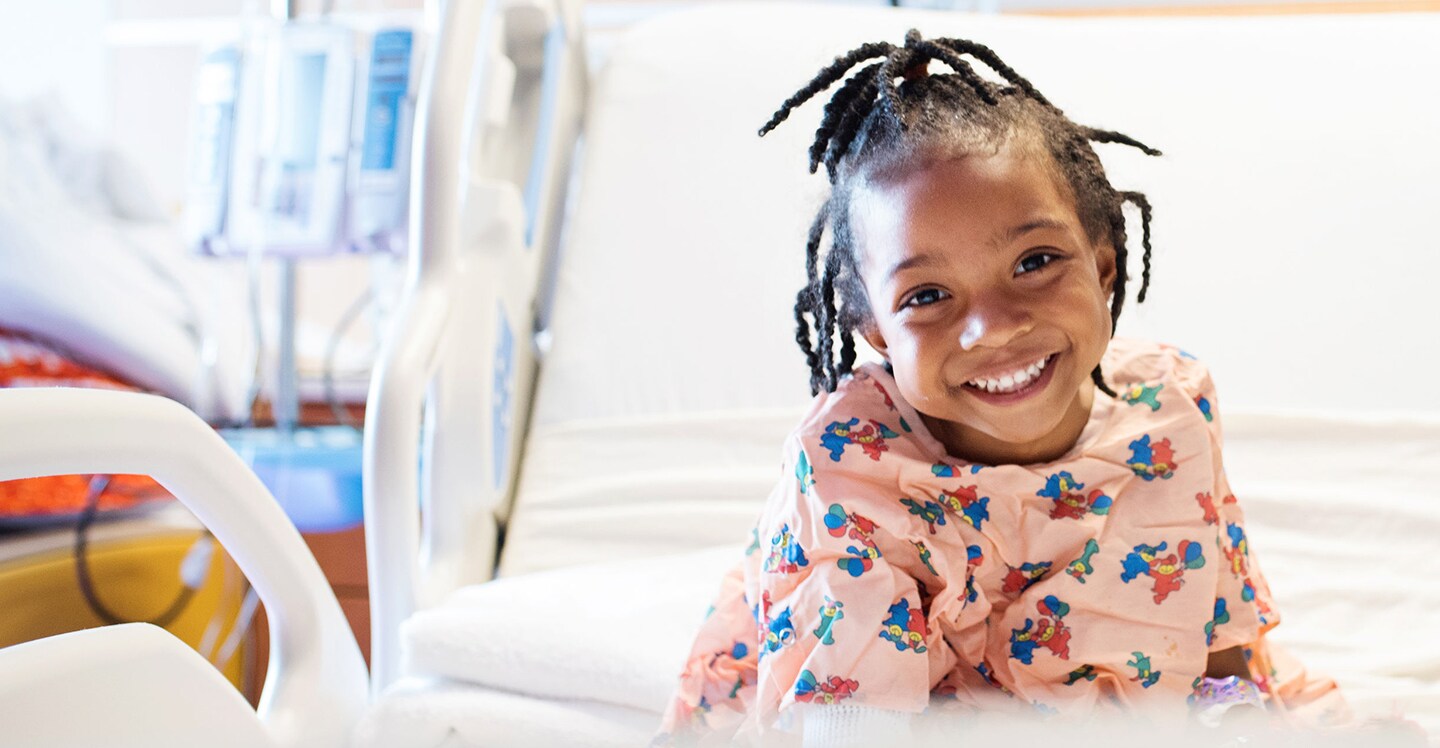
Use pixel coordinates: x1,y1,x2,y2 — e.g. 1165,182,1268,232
655,30,1351,745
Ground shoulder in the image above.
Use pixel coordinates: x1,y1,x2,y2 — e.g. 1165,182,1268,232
789,362,927,465
1103,337,1217,400
767,363,937,534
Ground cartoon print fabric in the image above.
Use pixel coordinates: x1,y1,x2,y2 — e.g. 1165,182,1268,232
657,338,1345,743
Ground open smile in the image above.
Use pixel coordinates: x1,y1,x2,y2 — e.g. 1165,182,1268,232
960,352,1060,405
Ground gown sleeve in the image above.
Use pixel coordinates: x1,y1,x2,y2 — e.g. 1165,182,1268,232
1168,347,1353,724
750,434,935,733
1167,347,1281,655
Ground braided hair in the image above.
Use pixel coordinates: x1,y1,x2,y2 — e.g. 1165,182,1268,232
761,30,1160,397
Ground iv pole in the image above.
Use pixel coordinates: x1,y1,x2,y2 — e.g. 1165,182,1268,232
271,0,300,434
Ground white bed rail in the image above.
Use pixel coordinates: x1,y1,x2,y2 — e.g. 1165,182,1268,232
364,0,585,694
0,388,367,747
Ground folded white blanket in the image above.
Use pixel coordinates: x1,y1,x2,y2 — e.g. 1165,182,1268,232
402,545,739,714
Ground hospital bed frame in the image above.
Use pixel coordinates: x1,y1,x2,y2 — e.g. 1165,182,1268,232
0,0,583,744
5,2,1440,746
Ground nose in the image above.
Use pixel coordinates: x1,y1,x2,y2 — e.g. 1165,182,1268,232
957,290,1034,351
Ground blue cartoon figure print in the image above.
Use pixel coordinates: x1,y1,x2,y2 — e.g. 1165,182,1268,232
795,449,814,494
964,545,984,604
879,598,929,653
1037,471,1113,520
1009,595,1072,665
825,503,882,578
937,484,991,531
763,523,809,574
820,418,900,462
1206,598,1231,646
1121,540,1205,604
756,592,797,659
1127,434,1177,481
934,463,984,477
1195,394,1214,422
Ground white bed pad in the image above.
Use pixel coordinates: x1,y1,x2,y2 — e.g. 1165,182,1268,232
499,5,1440,578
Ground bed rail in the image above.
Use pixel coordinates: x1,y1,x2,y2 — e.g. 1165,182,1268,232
363,0,585,695
0,388,366,747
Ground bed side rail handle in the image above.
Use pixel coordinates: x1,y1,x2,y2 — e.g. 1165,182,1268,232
0,388,367,748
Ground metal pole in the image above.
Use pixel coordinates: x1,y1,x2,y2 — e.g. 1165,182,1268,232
276,259,299,433
270,0,298,21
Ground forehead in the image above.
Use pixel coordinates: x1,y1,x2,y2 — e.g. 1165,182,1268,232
850,146,1078,260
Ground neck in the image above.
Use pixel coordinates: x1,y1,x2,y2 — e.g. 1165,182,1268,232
920,381,1097,465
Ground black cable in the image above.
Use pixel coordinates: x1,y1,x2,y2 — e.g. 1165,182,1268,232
74,474,199,628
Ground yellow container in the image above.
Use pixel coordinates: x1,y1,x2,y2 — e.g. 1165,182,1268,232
0,527,250,692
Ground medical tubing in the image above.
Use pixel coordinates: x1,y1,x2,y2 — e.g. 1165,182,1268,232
72,474,203,628
215,582,262,667
242,238,266,427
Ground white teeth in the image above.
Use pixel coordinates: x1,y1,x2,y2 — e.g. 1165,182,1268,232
967,355,1050,393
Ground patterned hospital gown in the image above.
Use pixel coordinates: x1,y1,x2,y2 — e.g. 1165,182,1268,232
657,338,1347,743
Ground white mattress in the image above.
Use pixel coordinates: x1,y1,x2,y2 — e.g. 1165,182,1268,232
499,5,1440,578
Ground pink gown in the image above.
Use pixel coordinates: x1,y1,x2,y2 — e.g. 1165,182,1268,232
656,338,1347,743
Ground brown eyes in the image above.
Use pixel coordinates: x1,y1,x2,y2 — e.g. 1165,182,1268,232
902,288,950,309
1016,251,1060,276
900,251,1061,311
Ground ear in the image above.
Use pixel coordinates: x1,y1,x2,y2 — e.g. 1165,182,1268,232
1095,240,1119,301
860,321,889,360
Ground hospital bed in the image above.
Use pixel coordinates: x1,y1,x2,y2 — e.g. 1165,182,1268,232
0,95,253,424
3,2,1440,747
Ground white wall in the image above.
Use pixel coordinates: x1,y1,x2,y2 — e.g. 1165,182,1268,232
0,1,112,134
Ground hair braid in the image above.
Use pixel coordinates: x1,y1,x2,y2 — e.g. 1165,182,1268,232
930,37,1054,108
815,246,845,392
809,62,885,174
823,66,887,179
1120,191,1155,303
794,203,831,393
1083,127,1163,157
910,41,997,104
759,42,896,137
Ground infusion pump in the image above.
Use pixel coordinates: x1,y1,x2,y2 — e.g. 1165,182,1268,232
185,20,424,257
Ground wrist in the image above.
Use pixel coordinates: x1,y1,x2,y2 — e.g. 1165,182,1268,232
1190,675,1265,728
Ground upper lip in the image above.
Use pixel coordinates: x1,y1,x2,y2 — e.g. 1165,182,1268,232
964,350,1056,382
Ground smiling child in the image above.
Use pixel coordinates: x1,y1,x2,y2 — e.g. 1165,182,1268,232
654,30,1351,746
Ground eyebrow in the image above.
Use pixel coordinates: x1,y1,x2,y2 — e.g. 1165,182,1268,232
885,253,943,283
994,217,1071,248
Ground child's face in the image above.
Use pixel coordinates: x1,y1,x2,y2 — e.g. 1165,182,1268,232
853,144,1117,463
